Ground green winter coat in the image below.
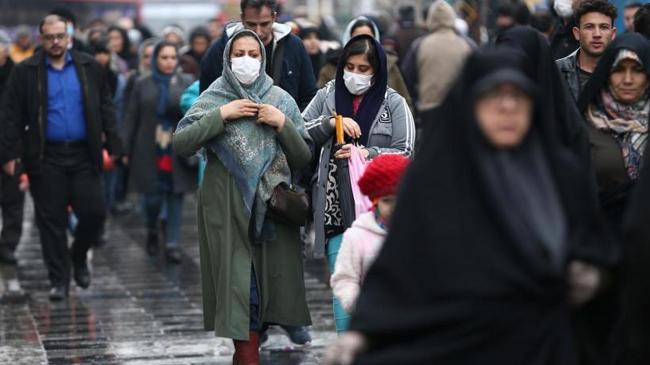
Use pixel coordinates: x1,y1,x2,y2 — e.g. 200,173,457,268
173,108,312,340
173,30,312,340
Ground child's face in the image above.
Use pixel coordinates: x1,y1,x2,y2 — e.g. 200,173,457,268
376,195,396,222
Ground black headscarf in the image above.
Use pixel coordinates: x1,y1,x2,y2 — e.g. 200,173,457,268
334,34,388,146
578,33,650,113
348,49,617,365
496,26,591,167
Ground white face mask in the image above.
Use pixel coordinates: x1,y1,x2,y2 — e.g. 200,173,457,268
343,70,374,95
553,0,573,18
231,55,261,85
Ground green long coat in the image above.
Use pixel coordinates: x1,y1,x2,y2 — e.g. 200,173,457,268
173,109,312,340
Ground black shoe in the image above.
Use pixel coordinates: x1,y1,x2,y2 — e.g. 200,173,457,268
280,325,312,345
147,232,159,256
48,286,68,301
165,247,182,264
73,262,91,289
0,247,17,265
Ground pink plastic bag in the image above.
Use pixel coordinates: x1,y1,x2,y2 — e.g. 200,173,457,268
349,146,373,218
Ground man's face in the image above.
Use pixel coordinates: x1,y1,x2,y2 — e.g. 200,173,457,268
625,6,640,32
41,21,69,59
241,6,276,46
573,12,616,58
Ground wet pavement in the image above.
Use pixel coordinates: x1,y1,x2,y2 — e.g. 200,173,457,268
0,196,336,364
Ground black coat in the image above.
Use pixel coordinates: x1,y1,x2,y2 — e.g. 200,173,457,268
349,49,617,365
620,143,650,365
0,57,14,164
0,50,122,174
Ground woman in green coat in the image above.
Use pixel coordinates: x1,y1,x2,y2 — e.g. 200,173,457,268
173,29,312,364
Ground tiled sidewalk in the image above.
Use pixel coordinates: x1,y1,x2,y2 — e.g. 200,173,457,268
0,196,336,364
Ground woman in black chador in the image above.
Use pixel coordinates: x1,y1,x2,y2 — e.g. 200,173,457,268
496,26,591,167
328,49,618,365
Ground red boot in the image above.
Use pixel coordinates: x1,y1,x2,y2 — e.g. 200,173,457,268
233,331,260,365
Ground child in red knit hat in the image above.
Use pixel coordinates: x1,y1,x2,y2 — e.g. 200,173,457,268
330,154,410,330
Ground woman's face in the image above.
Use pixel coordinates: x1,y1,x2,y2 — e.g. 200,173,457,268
609,58,649,104
351,25,374,38
475,83,533,149
108,30,124,53
140,45,154,71
230,36,262,60
302,33,320,56
345,53,374,76
156,45,178,75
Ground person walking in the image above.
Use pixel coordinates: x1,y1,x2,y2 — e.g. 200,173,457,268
123,41,195,263
200,0,317,112
173,29,313,364
0,15,122,300
326,48,617,365
556,0,618,101
0,31,25,265
303,34,415,334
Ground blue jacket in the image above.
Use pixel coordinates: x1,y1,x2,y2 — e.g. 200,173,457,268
199,22,317,111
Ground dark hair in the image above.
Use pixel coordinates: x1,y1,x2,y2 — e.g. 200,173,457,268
530,12,554,33
514,2,531,25
229,31,261,56
155,40,179,55
190,26,210,43
240,0,277,14
574,0,618,27
496,3,516,17
91,38,111,55
634,3,650,38
107,25,131,55
341,37,379,74
625,1,642,9
350,19,377,37
39,15,67,34
49,6,76,27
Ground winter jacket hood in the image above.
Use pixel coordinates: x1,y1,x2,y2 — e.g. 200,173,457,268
350,210,386,236
427,0,457,32
224,21,292,43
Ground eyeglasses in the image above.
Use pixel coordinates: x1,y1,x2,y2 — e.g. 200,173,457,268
42,33,67,42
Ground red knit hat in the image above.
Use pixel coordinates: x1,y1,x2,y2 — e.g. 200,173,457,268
358,154,410,201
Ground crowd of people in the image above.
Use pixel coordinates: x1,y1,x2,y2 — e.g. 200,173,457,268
1,0,650,364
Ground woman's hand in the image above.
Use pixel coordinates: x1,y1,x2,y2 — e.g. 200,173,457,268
257,104,286,132
334,144,353,159
568,260,601,307
219,99,259,121
334,144,369,160
329,117,362,139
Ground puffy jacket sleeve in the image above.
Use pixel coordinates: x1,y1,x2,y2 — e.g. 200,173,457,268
331,228,364,314
303,85,335,148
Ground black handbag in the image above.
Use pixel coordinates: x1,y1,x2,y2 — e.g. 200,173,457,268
267,182,310,226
